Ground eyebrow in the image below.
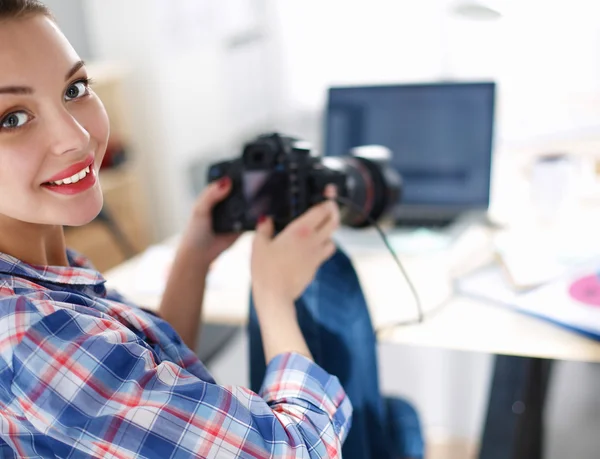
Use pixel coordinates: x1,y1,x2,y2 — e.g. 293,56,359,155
0,60,86,96
66,60,85,80
0,86,33,95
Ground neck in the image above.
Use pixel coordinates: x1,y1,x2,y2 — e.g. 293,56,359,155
0,217,68,266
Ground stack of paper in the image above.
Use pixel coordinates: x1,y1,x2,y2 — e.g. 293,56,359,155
457,261,600,341
512,267,600,340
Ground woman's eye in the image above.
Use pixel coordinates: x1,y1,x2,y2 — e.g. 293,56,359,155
65,81,89,101
0,112,30,130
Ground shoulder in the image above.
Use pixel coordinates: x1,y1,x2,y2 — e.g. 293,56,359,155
0,293,146,367
0,284,120,353
0,293,64,370
0,291,78,338
0,290,58,321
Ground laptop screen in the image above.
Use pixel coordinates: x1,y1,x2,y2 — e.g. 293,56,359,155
324,82,496,210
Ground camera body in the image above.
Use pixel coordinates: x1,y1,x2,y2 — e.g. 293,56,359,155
208,133,347,233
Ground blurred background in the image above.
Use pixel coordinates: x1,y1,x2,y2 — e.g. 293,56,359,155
49,0,600,457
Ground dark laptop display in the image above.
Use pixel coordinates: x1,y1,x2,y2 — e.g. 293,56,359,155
324,82,496,223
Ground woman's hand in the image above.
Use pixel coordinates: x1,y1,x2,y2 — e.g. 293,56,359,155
180,177,241,266
251,185,340,309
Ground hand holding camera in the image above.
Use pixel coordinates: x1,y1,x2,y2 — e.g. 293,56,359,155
203,132,403,362
207,133,401,234
180,176,241,267
251,184,340,310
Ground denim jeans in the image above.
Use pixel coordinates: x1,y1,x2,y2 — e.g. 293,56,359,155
249,249,425,459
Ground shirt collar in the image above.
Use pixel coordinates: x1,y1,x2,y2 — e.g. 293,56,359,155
0,249,106,286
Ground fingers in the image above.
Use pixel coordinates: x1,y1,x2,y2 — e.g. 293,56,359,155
294,198,337,233
323,184,337,200
282,184,340,248
292,184,338,230
315,183,339,234
194,177,233,215
317,240,337,263
252,216,274,256
315,203,340,241
210,177,233,202
255,215,275,240
308,184,338,234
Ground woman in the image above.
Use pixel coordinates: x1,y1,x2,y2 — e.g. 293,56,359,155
0,1,351,458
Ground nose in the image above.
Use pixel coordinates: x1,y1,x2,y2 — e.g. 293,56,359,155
45,106,90,156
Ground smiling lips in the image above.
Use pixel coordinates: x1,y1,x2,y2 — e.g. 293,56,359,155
42,157,97,195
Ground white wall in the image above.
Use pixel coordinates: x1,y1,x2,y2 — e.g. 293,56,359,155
269,0,447,112
446,0,600,143
267,0,600,146
43,0,93,59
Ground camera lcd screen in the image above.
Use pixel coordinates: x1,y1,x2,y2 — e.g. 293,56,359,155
243,170,289,220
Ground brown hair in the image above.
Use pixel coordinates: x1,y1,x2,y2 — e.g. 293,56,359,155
0,0,53,21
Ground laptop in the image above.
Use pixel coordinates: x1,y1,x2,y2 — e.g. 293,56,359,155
323,81,496,229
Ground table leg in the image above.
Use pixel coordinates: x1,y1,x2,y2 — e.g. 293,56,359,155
478,355,553,459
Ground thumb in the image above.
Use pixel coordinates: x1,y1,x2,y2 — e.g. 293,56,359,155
196,178,232,214
209,177,233,203
255,216,274,240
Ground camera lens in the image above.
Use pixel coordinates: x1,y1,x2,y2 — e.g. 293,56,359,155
353,157,400,227
323,153,401,227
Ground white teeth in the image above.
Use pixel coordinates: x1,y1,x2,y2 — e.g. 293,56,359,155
49,166,91,186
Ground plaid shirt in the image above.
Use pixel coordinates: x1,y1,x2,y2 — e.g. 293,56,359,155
0,249,351,458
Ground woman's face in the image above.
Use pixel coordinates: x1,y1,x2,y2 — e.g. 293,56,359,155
0,15,108,227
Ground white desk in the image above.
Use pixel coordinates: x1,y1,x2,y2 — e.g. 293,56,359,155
103,225,600,364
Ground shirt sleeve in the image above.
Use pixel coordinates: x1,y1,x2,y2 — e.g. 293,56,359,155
10,307,352,458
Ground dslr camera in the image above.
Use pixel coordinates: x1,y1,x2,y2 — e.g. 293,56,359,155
207,133,402,233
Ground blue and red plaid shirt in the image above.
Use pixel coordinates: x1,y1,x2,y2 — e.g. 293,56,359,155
0,249,351,458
